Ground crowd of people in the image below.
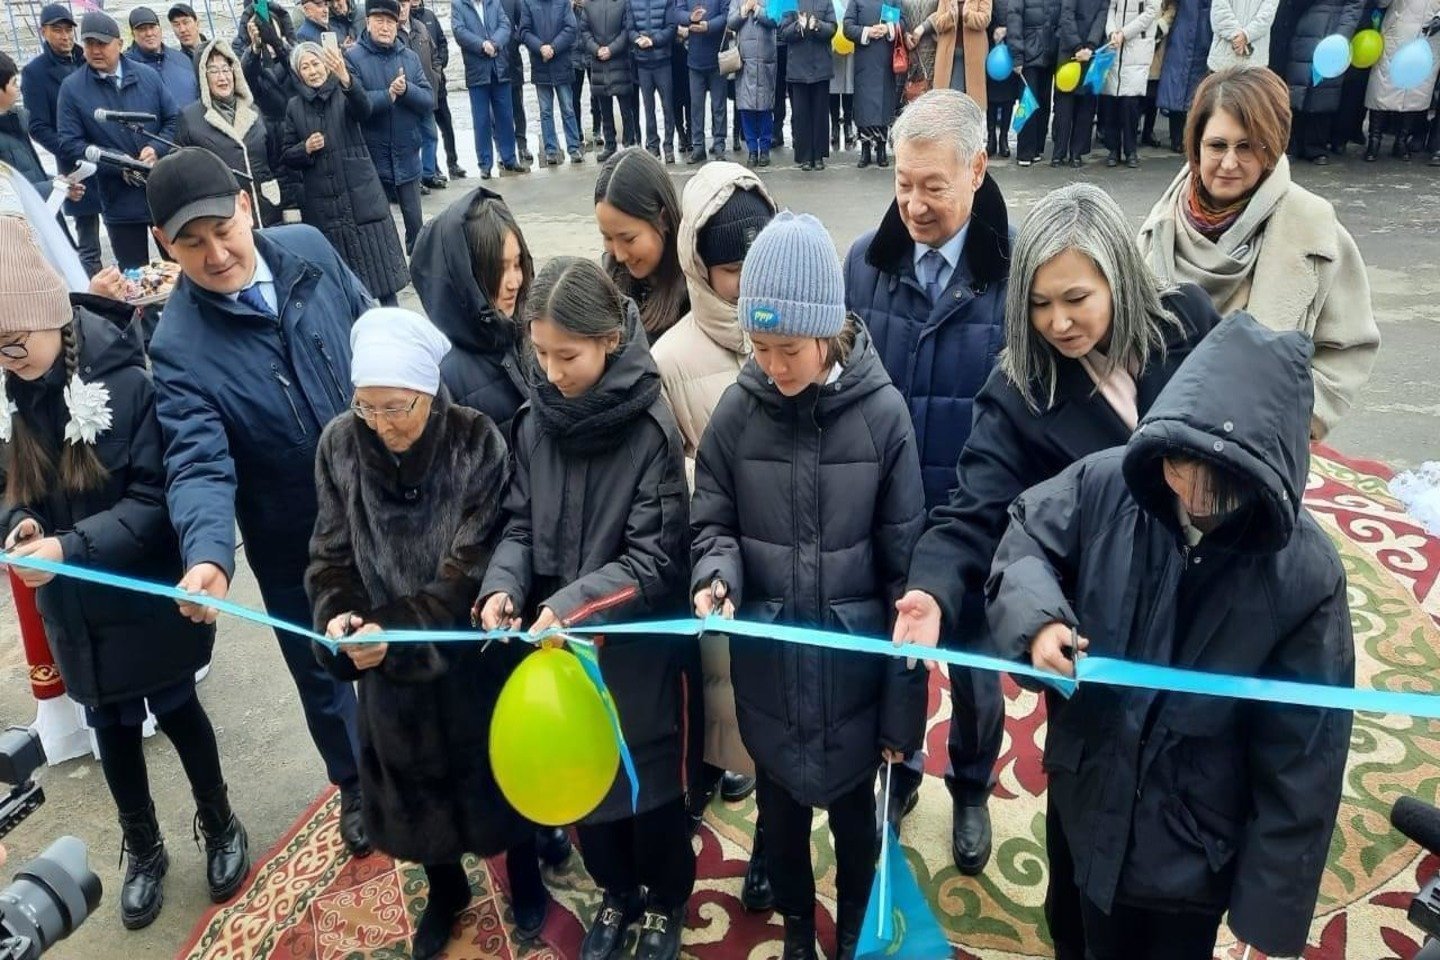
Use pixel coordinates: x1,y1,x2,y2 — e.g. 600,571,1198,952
0,0,1409,956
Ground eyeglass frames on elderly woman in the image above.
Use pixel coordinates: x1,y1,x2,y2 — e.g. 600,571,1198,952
0,333,31,361
205,64,234,76
351,395,421,422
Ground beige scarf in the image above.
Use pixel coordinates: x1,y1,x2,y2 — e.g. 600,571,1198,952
1145,156,1294,315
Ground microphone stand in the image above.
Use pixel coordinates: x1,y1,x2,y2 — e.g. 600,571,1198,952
113,119,254,185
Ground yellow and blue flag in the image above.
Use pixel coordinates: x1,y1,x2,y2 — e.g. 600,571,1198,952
1011,82,1040,135
857,825,952,959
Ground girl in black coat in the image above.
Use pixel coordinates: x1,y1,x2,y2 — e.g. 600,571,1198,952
986,311,1353,960
690,213,928,960
0,226,247,933
1051,0,1107,165
476,258,699,960
306,308,541,960
281,42,410,303
411,188,533,432
893,183,1220,960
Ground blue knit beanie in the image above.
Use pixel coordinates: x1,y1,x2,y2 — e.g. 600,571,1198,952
737,211,846,339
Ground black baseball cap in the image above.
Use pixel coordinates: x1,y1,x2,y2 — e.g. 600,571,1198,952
168,3,198,19
366,0,401,19
147,148,242,238
40,4,76,27
78,11,121,42
128,7,161,28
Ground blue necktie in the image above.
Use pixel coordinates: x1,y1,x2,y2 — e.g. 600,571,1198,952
920,249,945,304
237,283,274,317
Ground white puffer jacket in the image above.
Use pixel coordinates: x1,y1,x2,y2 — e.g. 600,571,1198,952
1207,0,1281,69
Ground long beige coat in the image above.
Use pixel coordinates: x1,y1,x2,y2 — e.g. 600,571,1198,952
930,0,992,107
652,161,778,776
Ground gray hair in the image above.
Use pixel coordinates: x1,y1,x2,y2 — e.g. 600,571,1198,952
290,40,325,75
890,88,987,163
1001,183,1182,411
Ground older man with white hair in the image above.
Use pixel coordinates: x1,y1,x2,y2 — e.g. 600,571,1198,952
842,87,1012,876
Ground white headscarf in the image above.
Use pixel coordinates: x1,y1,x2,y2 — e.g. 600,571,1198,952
350,308,452,395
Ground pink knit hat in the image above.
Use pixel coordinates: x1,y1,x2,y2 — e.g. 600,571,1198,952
0,215,73,334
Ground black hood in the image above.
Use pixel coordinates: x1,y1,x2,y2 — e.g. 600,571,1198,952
737,320,893,421
410,187,517,357
1122,312,1315,555
72,296,147,379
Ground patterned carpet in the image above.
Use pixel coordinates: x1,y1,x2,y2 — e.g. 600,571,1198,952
178,448,1440,960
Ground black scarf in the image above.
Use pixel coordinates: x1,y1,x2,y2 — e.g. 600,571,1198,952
529,364,661,458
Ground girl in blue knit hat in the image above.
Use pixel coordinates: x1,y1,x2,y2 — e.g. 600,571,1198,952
689,211,929,960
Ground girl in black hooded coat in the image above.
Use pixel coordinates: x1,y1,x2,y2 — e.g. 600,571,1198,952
0,229,246,933
986,313,1354,959
476,257,700,960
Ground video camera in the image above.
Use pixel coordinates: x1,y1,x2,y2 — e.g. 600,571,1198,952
0,727,101,960
1391,796,1440,960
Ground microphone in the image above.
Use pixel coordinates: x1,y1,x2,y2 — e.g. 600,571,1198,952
84,145,153,176
93,108,158,124
1392,797,1440,855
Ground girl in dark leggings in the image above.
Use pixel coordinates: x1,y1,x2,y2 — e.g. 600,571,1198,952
0,222,247,933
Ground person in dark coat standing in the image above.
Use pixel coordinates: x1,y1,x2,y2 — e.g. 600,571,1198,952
1050,0,1106,165
125,6,202,108
143,148,369,861
56,11,180,270
455,0,528,179
295,0,334,43
412,188,533,428
168,3,211,63
522,0,587,163
346,0,434,252
691,213,927,960
630,0,682,160
476,257,699,960
985,0,1020,155
307,308,547,960
0,222,248,933
23,3,104,274
842,89,1010,878
398,0,448,190
283,42,410,303
843,0,901,167
1155,0,1210,149
413,0,470,177
1277,0,1364,162
330,0,363,42
232,0,299,58
684,0,733,162
583,0,640,160
176,40,283,226
780,0,836,169
495,0,536,162
235,0,307,213
986,312,1354,960
1005,0,1061,162
894,183,1221,960
0,57,52,193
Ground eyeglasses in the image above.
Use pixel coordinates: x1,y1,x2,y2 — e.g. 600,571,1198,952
1200,138,1262,163
351,395,420,422
205,65,234,76
0,333,31,361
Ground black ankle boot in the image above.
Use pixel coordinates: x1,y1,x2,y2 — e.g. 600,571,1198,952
857,141,872,168
1365,131,1382,161
741,823,774,912
582,889,643,960
413,872,472,960
986,125,997,156
194,784,250,903
834,899,865,960
118,804,169,930
876,142,889,167
781,914,818,960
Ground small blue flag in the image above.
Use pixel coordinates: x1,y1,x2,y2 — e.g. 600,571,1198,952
1083,45,1116,94
1012,81,1040,134
880,3,902,23
857,825,953,960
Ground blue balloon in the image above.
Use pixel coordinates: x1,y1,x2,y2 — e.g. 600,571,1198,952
1311,33,1350,83
986,44,1013,82
1391,36,1437,91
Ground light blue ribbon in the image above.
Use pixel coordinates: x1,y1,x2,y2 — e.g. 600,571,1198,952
6,553,1440,718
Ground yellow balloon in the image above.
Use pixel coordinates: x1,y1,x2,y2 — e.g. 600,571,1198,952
832,30,855,55
490,648,620,827
1056,60,1082,93
1350,29,1384,70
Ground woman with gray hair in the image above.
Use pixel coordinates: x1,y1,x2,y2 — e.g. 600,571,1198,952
893,182,1221,959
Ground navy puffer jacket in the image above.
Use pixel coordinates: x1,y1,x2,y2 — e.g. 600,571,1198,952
345,31,435,185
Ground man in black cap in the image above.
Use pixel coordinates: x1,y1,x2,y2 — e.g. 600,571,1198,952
22,2,104,275
144,147,371,858
167,4,211,64
126,6,201,106
56,10,180,269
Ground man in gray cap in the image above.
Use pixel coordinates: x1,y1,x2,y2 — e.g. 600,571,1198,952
56,10,180,269
125,6,201,106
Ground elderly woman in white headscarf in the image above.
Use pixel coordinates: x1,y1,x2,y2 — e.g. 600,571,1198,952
304,308,548,960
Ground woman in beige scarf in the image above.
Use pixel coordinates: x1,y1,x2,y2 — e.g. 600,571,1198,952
1137,66,1379,440
903,0,991,107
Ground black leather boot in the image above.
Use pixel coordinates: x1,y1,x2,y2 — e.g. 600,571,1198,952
740,823,774,912
118,804,169,930
834,899,866,960
195,784,251,903
1365,130,1382,161
339,785,372,857
857,141,872,168
781,913,818,960
876,141,889,167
